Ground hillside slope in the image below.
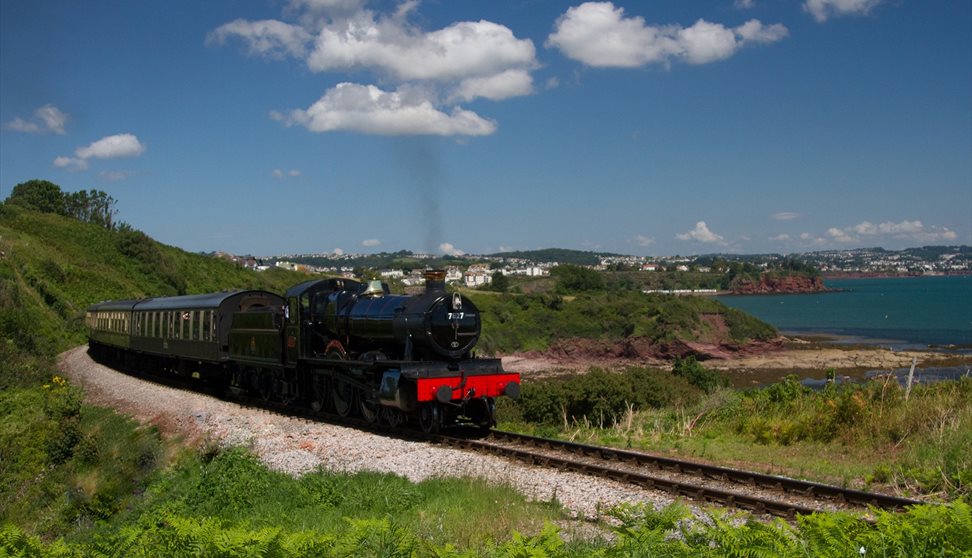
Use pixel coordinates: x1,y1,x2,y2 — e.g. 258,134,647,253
0,204,305,356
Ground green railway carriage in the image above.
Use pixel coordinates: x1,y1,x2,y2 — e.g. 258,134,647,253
130,291,284,362
86,299,140,350
87,290,284,378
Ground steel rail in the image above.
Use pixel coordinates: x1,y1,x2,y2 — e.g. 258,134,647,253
481,429,922,511
433,434,821,519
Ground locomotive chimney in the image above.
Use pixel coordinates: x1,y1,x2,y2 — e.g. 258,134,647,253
425,269,446,292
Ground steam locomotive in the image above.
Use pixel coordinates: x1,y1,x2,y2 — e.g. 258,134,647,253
86,270,520,432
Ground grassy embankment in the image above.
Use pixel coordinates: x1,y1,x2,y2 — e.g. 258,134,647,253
2,204,969,556
498,360,972,502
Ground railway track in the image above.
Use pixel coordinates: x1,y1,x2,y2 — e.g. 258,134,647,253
90,353,924,520
430,430,922,519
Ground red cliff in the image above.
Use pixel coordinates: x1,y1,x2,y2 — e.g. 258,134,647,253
731,274,827,294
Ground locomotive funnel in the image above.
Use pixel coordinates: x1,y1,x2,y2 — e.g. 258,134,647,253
425,269,446,292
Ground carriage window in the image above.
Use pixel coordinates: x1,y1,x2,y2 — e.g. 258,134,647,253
202,311,211,341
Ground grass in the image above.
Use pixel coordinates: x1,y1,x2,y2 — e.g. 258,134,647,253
501,371,972,501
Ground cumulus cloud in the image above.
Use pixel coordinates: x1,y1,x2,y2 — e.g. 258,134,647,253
54,133,146,171
307,14,537,83
77,133,146,159
452,69,534,102
735,0,756,8
546,2,787,68
676,221,727,245
362,238,380,247
439,242,465,256
282,82,496,136
332,247,345,256
634,234,655,247
827,220,958,244
4,104,69,134
210,2,537,136
206,19,312,59
772,212,800,221
803,0,883,23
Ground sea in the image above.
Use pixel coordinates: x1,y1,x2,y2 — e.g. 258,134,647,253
716,275,972,385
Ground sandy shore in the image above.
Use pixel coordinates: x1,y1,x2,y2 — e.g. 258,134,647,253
503,343,972,381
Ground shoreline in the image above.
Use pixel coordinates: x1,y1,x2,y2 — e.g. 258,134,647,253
501,335,972,383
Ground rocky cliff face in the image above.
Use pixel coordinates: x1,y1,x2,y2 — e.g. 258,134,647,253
731,274,827,294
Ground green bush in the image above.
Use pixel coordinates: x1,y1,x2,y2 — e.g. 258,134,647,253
515,367,703,426
671,356,728,394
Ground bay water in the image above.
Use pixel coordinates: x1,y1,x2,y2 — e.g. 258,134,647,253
716,275,972,349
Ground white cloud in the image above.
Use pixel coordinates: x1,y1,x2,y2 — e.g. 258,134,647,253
546,2,787,68
307,14,536,83
76,133,146,159
54,156,87,171
835,220,959,243
772,212,800,221
803,0,883,22
362,238,380,247
634,234,655,246
827,227,857,243
210,2,537,137
332,247,345,256
206,19,312,59
734,20,789,44
452,69,534,102
282,82,497,136
735,0,756,8
439,242,465,256
4,104,69,134
54,133,145,171
676,221,727,244
770,233,790,242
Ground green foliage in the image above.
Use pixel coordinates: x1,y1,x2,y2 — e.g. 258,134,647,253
471,290,775,355
488,271,510,293
550,264,603,293
514,367,702,426
6,179,65,214
671,356,729,394
5,179,116,229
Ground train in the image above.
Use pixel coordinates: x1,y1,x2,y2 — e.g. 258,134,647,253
85,270,520,432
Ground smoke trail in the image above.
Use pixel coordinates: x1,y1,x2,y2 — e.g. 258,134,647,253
394,138,444,254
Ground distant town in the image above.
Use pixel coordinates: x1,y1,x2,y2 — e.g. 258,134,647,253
206,245,972,289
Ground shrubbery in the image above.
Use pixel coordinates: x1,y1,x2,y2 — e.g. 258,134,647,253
511,367,705,426
471,290,776,355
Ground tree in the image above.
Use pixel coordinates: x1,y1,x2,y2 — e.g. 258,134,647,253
551,264,603,293
489,271,510,292
6,179,65,214
5,180,117,229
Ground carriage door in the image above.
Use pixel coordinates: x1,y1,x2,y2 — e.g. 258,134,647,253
285,297,299,364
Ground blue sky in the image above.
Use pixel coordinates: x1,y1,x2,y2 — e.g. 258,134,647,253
2,0,970,257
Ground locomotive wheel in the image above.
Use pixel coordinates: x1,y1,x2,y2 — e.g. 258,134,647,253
257,369,273,401
333,378,354,417
359,391,380,423
326,345,353,417
309,375,328,413
418,403,442,434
